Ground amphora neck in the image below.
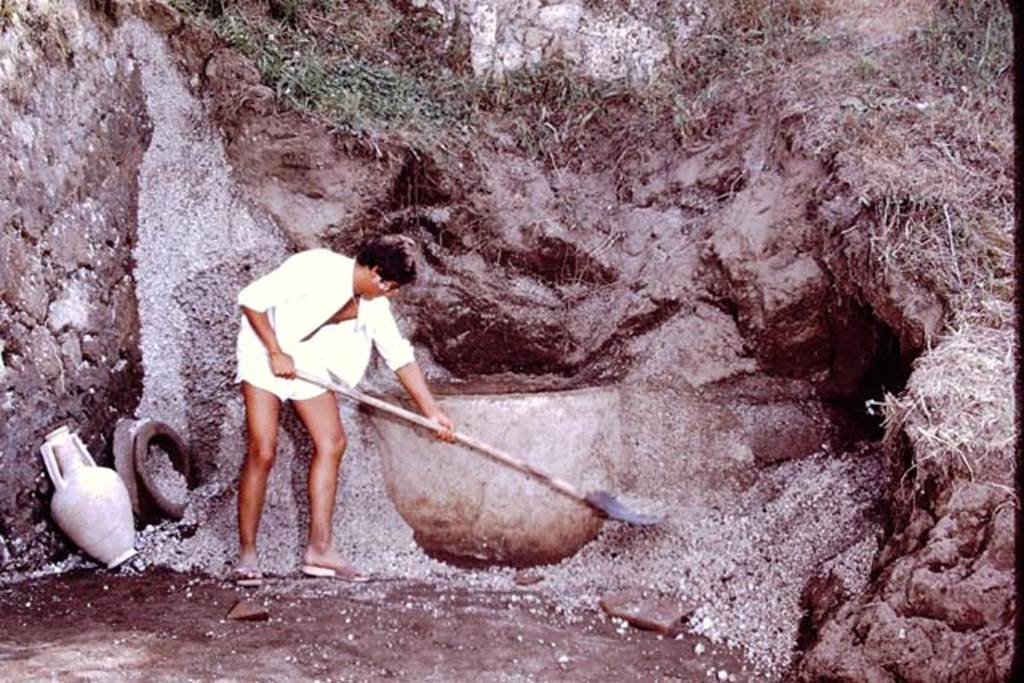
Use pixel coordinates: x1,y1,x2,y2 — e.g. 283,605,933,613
46,428,87,475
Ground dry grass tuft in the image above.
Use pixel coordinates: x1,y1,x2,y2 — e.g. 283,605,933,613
863,195,1014,328
880,320,1016,489
666,0,829,140
712,0,828,34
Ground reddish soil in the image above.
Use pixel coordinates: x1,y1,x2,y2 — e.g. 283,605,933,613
0,570,753,681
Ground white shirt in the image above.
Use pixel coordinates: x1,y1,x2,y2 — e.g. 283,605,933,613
236,249,415,389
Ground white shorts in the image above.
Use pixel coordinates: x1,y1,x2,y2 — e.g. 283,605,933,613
234,317,373,402
235,320,330,402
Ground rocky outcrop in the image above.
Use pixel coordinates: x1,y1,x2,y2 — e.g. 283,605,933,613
0,2,150,570
796,479,1014,682
408,0,703,83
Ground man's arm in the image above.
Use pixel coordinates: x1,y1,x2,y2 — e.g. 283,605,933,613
396,362,455,442
241,306,296,379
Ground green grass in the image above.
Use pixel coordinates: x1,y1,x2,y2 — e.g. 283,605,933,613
660,0,829,140
169,0,833,162
461,0,831,166
167,0,466,140
0,0,17,28
209,6,462,137
469,59,633,162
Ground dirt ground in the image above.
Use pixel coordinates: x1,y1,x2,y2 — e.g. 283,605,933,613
0,569,754,682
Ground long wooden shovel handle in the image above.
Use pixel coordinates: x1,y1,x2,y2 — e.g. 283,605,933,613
295,370,590,506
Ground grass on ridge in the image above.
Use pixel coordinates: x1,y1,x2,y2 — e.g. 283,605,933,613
166,0,834,165
213,4,463,137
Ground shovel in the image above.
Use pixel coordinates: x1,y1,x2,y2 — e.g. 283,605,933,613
296,369,663,526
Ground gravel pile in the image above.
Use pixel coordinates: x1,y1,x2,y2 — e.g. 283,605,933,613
146,445,189,508
124,434,886,679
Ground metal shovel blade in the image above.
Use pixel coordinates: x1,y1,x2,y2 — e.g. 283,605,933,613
584,491,664,525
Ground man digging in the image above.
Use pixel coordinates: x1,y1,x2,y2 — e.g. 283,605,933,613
232,235,454,586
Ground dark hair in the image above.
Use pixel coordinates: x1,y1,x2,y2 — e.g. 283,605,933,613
356,234,418,286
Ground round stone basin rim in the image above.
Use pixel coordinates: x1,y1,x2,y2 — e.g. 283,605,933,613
385,379,618,399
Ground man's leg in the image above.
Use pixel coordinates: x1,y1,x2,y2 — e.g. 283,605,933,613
292,391,367,579
237,381,281,571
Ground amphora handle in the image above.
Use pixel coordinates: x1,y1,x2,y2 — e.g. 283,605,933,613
40,443,66,490
39,427,94,490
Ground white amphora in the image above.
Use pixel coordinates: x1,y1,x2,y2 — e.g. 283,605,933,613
40,425,137,568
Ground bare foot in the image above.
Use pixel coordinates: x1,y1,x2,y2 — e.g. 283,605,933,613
237,550,259,571
232,552,263,587
301,547,370,582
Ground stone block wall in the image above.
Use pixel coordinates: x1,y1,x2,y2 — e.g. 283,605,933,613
415,0,703,83
0,2,150,571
